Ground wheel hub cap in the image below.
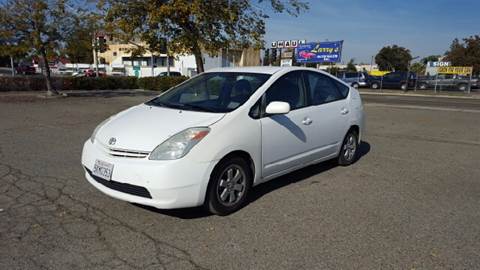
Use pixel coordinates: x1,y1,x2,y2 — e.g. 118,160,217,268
343,135,357,161
217,165,246,206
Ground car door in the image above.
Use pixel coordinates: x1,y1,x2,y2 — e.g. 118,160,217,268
382,73,397,88
303,71,350,159
260,71,315,178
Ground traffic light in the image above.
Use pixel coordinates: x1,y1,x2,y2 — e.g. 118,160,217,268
96,36,108,53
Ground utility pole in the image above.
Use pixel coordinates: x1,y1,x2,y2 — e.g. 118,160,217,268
10,55,15,76
92,32,100,77
95,36,100,77
166,38,170,76
151,54,155,77
370,55,374,72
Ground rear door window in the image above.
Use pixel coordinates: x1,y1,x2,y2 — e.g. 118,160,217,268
305,71,346,105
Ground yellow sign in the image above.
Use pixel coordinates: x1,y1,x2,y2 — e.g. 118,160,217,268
369,70,390,76
437,66,473,75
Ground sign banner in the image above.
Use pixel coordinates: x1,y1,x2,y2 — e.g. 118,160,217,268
272,39,305,49
428,61,451,67
296,41,343,63
437,66,473,75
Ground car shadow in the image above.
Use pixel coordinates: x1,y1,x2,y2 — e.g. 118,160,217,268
135,141,371,219
248,141,371,204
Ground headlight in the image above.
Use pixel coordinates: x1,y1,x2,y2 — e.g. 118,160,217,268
90,117,111,143
149,127,210,160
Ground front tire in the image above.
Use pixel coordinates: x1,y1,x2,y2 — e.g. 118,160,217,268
352,82,359,88
205,156,252,215
338,131,359,166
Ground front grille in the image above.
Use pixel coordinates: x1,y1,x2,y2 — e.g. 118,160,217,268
85,167,152,199
96,143,150,158
107,148,150,158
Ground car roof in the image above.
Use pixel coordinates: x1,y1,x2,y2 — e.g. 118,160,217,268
206,66,313,75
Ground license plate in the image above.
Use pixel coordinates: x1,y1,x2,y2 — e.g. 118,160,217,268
92,160,114,181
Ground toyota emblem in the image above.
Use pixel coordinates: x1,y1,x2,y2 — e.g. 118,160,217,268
108,137,116,145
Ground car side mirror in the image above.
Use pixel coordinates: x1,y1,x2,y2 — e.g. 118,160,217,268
265,101,290,115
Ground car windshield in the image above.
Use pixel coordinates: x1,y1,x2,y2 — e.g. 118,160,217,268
146,72,271,113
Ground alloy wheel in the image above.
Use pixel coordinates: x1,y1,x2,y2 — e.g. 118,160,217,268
216,165,247,206
343,134,357,162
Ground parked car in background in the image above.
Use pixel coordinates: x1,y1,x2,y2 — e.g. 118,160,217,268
110,66,126,76
368,71,416,90
157,71,182,77
417,74,478,91
81,67,365,215
15,65,36,75
337,71,369,88
85,68,106,77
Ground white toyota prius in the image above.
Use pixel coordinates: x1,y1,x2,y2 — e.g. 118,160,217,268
81,67,365,215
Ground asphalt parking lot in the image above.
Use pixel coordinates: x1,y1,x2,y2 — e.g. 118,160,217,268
1,93,480,269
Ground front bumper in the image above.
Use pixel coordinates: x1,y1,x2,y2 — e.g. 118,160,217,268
81,140,216,209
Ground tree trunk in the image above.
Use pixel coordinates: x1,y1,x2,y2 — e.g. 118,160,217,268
193,46,204,74
40,49,59,96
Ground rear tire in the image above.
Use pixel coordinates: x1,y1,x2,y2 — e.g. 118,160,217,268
419,82,428,90
337,131,359,166
205,156,252,215
401,83,407,91
371,82,380,89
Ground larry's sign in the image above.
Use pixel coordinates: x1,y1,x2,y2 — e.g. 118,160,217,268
296,41,343,63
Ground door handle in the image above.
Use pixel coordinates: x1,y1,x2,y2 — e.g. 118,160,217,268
302,117,313,125
341,108,349,115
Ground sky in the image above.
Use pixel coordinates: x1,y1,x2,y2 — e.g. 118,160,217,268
264,0,480,64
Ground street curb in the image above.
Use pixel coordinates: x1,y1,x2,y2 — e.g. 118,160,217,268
359,91,480,100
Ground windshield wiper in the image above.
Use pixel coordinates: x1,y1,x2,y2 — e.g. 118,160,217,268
146,100,216,112
180,103,217,112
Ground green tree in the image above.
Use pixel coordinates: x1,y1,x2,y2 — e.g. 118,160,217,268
270,48,279,66
263,49,270,66
421,55,440,65
326,65,340,75
0,32,29,76
445,35,480,75
64,24,94,64
105,0,308,73
375,45,412,72
410,62,425,74
346,59,357,72
0,0,87,95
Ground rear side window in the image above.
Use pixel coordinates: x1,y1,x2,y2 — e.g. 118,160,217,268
305,71,347,105
334,80,349,98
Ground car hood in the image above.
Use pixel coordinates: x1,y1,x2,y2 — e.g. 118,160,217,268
95,104,225,151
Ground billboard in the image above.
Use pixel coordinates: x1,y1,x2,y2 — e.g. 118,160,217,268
437,66,473,75
295,41,343,63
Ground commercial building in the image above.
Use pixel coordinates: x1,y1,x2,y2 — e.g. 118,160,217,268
98,42,261,77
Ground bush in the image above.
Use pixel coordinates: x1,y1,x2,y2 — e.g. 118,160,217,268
61,76,138,90
0,76,47,91
137,76,188,92
0,75,187,92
